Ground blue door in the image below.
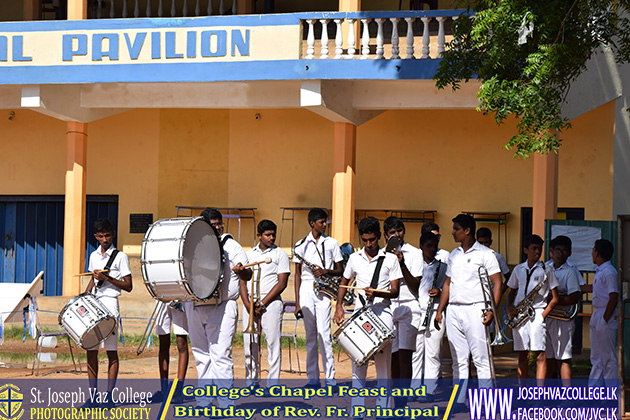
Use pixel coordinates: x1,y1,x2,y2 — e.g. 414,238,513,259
0,195,119,296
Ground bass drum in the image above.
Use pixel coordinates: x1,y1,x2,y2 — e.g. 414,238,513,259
141,217,224,302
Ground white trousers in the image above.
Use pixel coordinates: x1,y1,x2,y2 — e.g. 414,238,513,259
299,280,336,385
411,306,445,395
184,299,238,407
243,298,283,387
445,303,492,403
352,305,392,412
589,308,618,382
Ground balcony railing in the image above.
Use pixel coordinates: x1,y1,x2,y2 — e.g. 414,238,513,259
89,0,238,18
299,11,463,60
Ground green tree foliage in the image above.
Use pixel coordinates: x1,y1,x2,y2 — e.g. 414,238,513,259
434,1,630,157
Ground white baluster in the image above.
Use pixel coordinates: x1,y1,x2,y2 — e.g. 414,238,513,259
207,0,213,15
347,18,356,58
146,0,151,16
334,19,343,59
134,0,139,17
219,0,224,15
110,0,115,18
437,17,446,57
122,0,128,17
421,16,431,59
97,0,102,18
306,19,316,59
390,18,400,59
320,19,329,59
404,17,415,59
171,0,176,16
375,18,384,59
360,18,371,59
183,0,188,16
232,0,237,14
158,0,163,17
195,0,201,16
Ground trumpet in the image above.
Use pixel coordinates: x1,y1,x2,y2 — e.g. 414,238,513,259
137,301,160,356
479,267,510,379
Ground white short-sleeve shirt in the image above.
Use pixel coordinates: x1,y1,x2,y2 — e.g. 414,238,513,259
446,241,501,304
88,244,131,298
592,261,618,310
393,242,423,301
343,248,402,307
436,248,450,264
545,261,581,296
419,259,447,310
246,243,290,298
221,234,249,301
494,252,510,276
508,260,559,309
293,233,343,282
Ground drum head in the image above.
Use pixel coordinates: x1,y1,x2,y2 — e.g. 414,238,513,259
183,219,223,300
81,317,117,349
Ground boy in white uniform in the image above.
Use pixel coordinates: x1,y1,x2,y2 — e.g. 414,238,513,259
506,234,559,380
434,214,502,409
413,232,447,399
237,220,290,389
293,208,343,387
84,218,132,409
384,216,422,408
544,235,581,379
582,239,618,382
153,301,189,403
334,217,401,416
421,222,449,263
185,208,252,408
476,227,511,285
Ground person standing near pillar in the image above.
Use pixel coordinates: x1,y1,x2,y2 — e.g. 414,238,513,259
293,208,343,388
83,218,132,409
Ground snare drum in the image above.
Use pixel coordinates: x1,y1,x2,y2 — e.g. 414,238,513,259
141,217,224,302
58,293,117,350
332,305,394,366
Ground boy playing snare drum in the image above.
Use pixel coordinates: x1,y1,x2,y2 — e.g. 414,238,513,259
83,218,133,408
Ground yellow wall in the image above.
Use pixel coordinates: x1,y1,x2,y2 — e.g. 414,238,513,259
0,103,615,264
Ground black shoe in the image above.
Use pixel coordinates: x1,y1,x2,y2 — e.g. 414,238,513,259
304,381,321,389
152,390,166,402
451,403,468,414
101,399,116,410
80,400,95,410
171,393,184,404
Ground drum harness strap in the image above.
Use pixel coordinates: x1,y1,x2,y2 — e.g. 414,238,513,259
359,255,385,307
96,249,122,344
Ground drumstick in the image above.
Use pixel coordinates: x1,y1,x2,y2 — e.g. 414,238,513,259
339,285,389,293
241,257,272,269
73,269,108,277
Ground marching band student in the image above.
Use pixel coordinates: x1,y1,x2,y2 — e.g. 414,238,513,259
334,217,401,417
421,222,450,263
506,234,559,380
383,216,422,407
83,218,133,409
238,220,290,389
185,208,252,409
582,239,618,382
153,301,189,404
293,208,343,388
545,235,581,380
434,214,501,409
476,227,511,284
412,232,447,400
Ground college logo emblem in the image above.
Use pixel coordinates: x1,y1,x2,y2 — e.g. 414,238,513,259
0,384,24,420
77,306,88,317
362,321,374,334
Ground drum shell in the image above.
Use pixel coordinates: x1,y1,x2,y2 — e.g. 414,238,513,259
141,217,223,302
58,293,117,350
333,306,394,367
